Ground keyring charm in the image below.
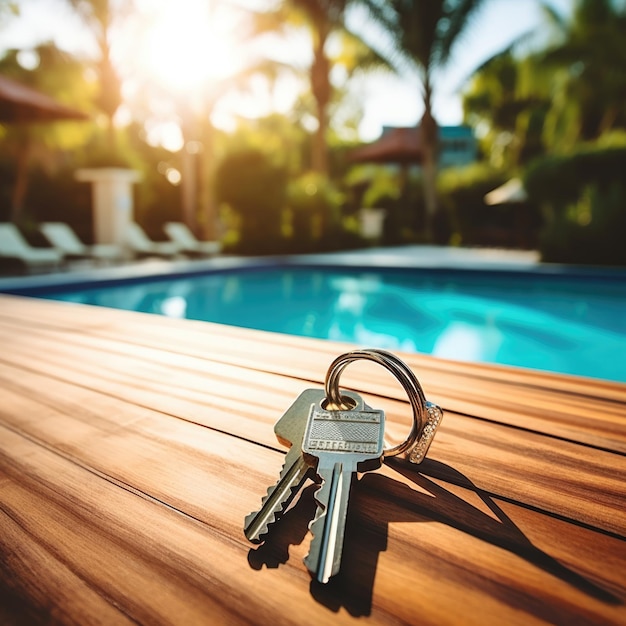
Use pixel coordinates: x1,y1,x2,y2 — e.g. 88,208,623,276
324,348,443,463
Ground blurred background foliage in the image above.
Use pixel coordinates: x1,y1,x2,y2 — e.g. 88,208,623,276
0,0,625,265
525,139,626,265
215,147,288,254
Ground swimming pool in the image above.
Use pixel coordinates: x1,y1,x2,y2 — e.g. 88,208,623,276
13,263,626,383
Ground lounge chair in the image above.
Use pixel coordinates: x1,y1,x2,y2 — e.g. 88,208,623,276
41,222,122,262
164,222,221,257
127,223,182,258
0,222,63,270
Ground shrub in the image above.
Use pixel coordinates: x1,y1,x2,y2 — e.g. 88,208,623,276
345,165,428,245
438,163,539,247
286,172,344,252
215,148,287,255
525,145,626,265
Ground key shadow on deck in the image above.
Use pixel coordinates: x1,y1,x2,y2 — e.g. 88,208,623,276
248,459,621,617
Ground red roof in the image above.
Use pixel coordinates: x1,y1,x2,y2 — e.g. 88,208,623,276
350,126,424,164
0,75,89,124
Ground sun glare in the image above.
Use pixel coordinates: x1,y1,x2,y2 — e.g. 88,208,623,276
121,0,303,141
135,0,244,94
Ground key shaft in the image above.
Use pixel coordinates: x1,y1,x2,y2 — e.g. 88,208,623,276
244,389,365,544
305,457,354,582
302,404,385,583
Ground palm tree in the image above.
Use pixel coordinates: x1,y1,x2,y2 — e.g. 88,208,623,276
539,0,626,148
462,51,552,169
463,0,626,162
253,0,390,175
376,0,488,238
67,0,131,155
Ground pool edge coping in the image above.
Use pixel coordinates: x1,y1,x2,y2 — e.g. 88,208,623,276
2,248,626,296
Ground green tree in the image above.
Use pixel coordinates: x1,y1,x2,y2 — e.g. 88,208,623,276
253,0,389,175
376,0,488,237
462,52,551,169
67,0,130,154
214,147,288,254
524,143,626,265
0,44,93,222
121,3,298,240
539,0,626,150
463,0,626,163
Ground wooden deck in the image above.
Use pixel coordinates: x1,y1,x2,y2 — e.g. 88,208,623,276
1,293,625,625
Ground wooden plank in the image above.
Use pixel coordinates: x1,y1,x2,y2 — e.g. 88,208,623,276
1,294,625,624
0,426,306,625
0,357,625,539
1,294,625,405
0,306,625,455
0,499,135,626
1,424,625,625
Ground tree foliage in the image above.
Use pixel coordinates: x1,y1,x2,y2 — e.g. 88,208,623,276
369,0,488,236
463,52,552,169
540,0,626,147
464,0,626,161
0,43,95,222
460,0,626,264
250,0,391,175
214,148,288,253
66,0,129,153
525,144,626,265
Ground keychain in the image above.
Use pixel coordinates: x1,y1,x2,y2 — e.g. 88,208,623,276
244,348,443,583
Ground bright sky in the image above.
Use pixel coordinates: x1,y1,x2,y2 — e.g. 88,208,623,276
1,0,572,143
356,0,572,138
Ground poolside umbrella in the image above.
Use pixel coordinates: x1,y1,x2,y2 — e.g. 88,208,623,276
484,178,527,205
0,74,90,124
350,126,425,164
484,178,534,248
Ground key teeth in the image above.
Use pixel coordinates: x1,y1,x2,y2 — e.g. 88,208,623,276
244,456,308,543
303,480,329,571
244,461,290,543
310,478,329,517
244,503,277,545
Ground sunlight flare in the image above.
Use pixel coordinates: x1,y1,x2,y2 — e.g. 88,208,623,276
134,0,244,94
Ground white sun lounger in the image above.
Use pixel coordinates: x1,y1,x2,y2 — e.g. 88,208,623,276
127,223,182,258
164,222,221,257
0,222,63,270
41,222,123,262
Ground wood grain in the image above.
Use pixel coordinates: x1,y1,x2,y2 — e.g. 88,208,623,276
0,294,625,625
1,296,624,451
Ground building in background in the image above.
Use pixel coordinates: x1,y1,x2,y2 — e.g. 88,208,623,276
438,125,476,169
350,125,476,169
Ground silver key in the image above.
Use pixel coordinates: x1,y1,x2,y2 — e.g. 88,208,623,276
302,401,385,583
244,389,365,543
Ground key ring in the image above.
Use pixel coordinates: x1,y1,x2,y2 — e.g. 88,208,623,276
324,348,436,460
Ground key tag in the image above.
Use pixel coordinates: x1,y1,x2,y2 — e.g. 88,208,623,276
323,349,443,464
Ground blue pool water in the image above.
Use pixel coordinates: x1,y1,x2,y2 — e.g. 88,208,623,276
33,266,626,382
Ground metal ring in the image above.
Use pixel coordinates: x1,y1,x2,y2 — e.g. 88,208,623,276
323,348,426,458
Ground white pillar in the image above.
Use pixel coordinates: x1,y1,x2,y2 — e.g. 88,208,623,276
75,168,142,248
358,208,386,241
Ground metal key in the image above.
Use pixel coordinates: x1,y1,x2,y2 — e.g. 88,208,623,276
302,401,385,583
244,389,365,543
